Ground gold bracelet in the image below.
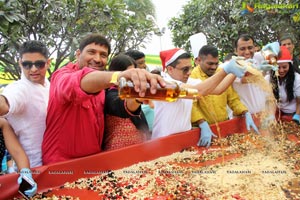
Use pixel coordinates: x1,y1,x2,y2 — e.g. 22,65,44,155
109,71,120,85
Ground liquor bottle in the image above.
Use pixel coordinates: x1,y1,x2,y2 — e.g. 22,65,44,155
118,77,199,102
261,49,277,65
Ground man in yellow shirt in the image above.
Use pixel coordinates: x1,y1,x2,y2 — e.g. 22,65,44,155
191,45,259,147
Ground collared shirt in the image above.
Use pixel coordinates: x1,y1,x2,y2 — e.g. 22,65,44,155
231,52,269,114
42,62,105,164
2,73,50,167
190,65,247,124
151,73,197,139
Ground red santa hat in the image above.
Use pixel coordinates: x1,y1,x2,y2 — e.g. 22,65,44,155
160,48,186,71
277,46,292,64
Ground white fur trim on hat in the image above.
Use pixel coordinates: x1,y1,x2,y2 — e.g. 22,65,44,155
165,49,186,66
277,59,293,64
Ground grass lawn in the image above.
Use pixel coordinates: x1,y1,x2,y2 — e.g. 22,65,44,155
146,54,161,66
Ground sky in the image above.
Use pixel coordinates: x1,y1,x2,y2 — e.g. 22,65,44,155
141,0,189,55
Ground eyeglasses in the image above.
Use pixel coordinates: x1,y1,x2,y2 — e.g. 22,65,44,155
175,66,192,74
21,60,47,70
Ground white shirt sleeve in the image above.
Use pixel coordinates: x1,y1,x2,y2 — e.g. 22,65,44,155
2,82,27,116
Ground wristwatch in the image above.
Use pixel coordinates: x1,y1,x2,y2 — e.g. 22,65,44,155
109,72,120,85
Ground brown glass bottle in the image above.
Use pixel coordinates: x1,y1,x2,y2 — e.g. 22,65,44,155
118,77,199,102
261,49,277,65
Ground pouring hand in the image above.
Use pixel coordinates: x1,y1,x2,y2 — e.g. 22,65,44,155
262,42,280,56
258,60,278,72
223,57,247,78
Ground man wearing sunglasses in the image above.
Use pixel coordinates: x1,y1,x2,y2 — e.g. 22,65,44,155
0,40,50,197
151,48,249,140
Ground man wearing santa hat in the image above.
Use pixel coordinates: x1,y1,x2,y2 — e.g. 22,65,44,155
151,48,249,140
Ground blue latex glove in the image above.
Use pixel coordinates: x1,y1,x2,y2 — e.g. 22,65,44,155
261,115,276,129
258,60,278,72
292,114,300,125
223,57,247,78
17,168,37,197
245,112,259,134
197,121,217,147
262,41,280,56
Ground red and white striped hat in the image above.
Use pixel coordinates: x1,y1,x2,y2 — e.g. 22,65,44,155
160,48,186,71
278,46,292,64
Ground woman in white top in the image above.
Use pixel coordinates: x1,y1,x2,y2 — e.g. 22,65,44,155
266,46,300,124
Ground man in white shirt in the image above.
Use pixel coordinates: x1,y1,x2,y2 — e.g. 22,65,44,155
232,34,268,114
0,41,51,168
233,34,281,129
152,48,247,140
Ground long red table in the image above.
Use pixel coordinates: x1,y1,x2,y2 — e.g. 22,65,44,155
0,116,279,199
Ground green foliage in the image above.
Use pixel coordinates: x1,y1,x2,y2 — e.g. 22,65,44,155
0,0,26,80
169,0,300,61
0,0,157,80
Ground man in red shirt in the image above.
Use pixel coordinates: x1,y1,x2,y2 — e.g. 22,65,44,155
42,33,165,164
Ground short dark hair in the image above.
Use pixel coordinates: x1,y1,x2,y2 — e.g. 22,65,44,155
79,33,111,55
19,40,49,58
279,34,295,45
234,34,255,49
124,50,145,60
169,52,191,67
198,45,218,58
109,54,136,71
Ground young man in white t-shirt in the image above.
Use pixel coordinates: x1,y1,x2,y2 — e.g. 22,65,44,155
0,40,51,197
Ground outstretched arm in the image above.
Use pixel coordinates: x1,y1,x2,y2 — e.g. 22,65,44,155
183,58,246,96
0,118,30,170
210,74,236,95
81,68,166,97
182,69,228,96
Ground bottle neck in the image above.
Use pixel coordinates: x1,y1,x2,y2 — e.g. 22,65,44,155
178,87,199,100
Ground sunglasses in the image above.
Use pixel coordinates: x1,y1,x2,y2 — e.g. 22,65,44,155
175,66,192,74
21,60,47,70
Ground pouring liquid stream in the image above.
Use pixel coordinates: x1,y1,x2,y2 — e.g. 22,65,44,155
198,96,225,188
274,71,286,145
